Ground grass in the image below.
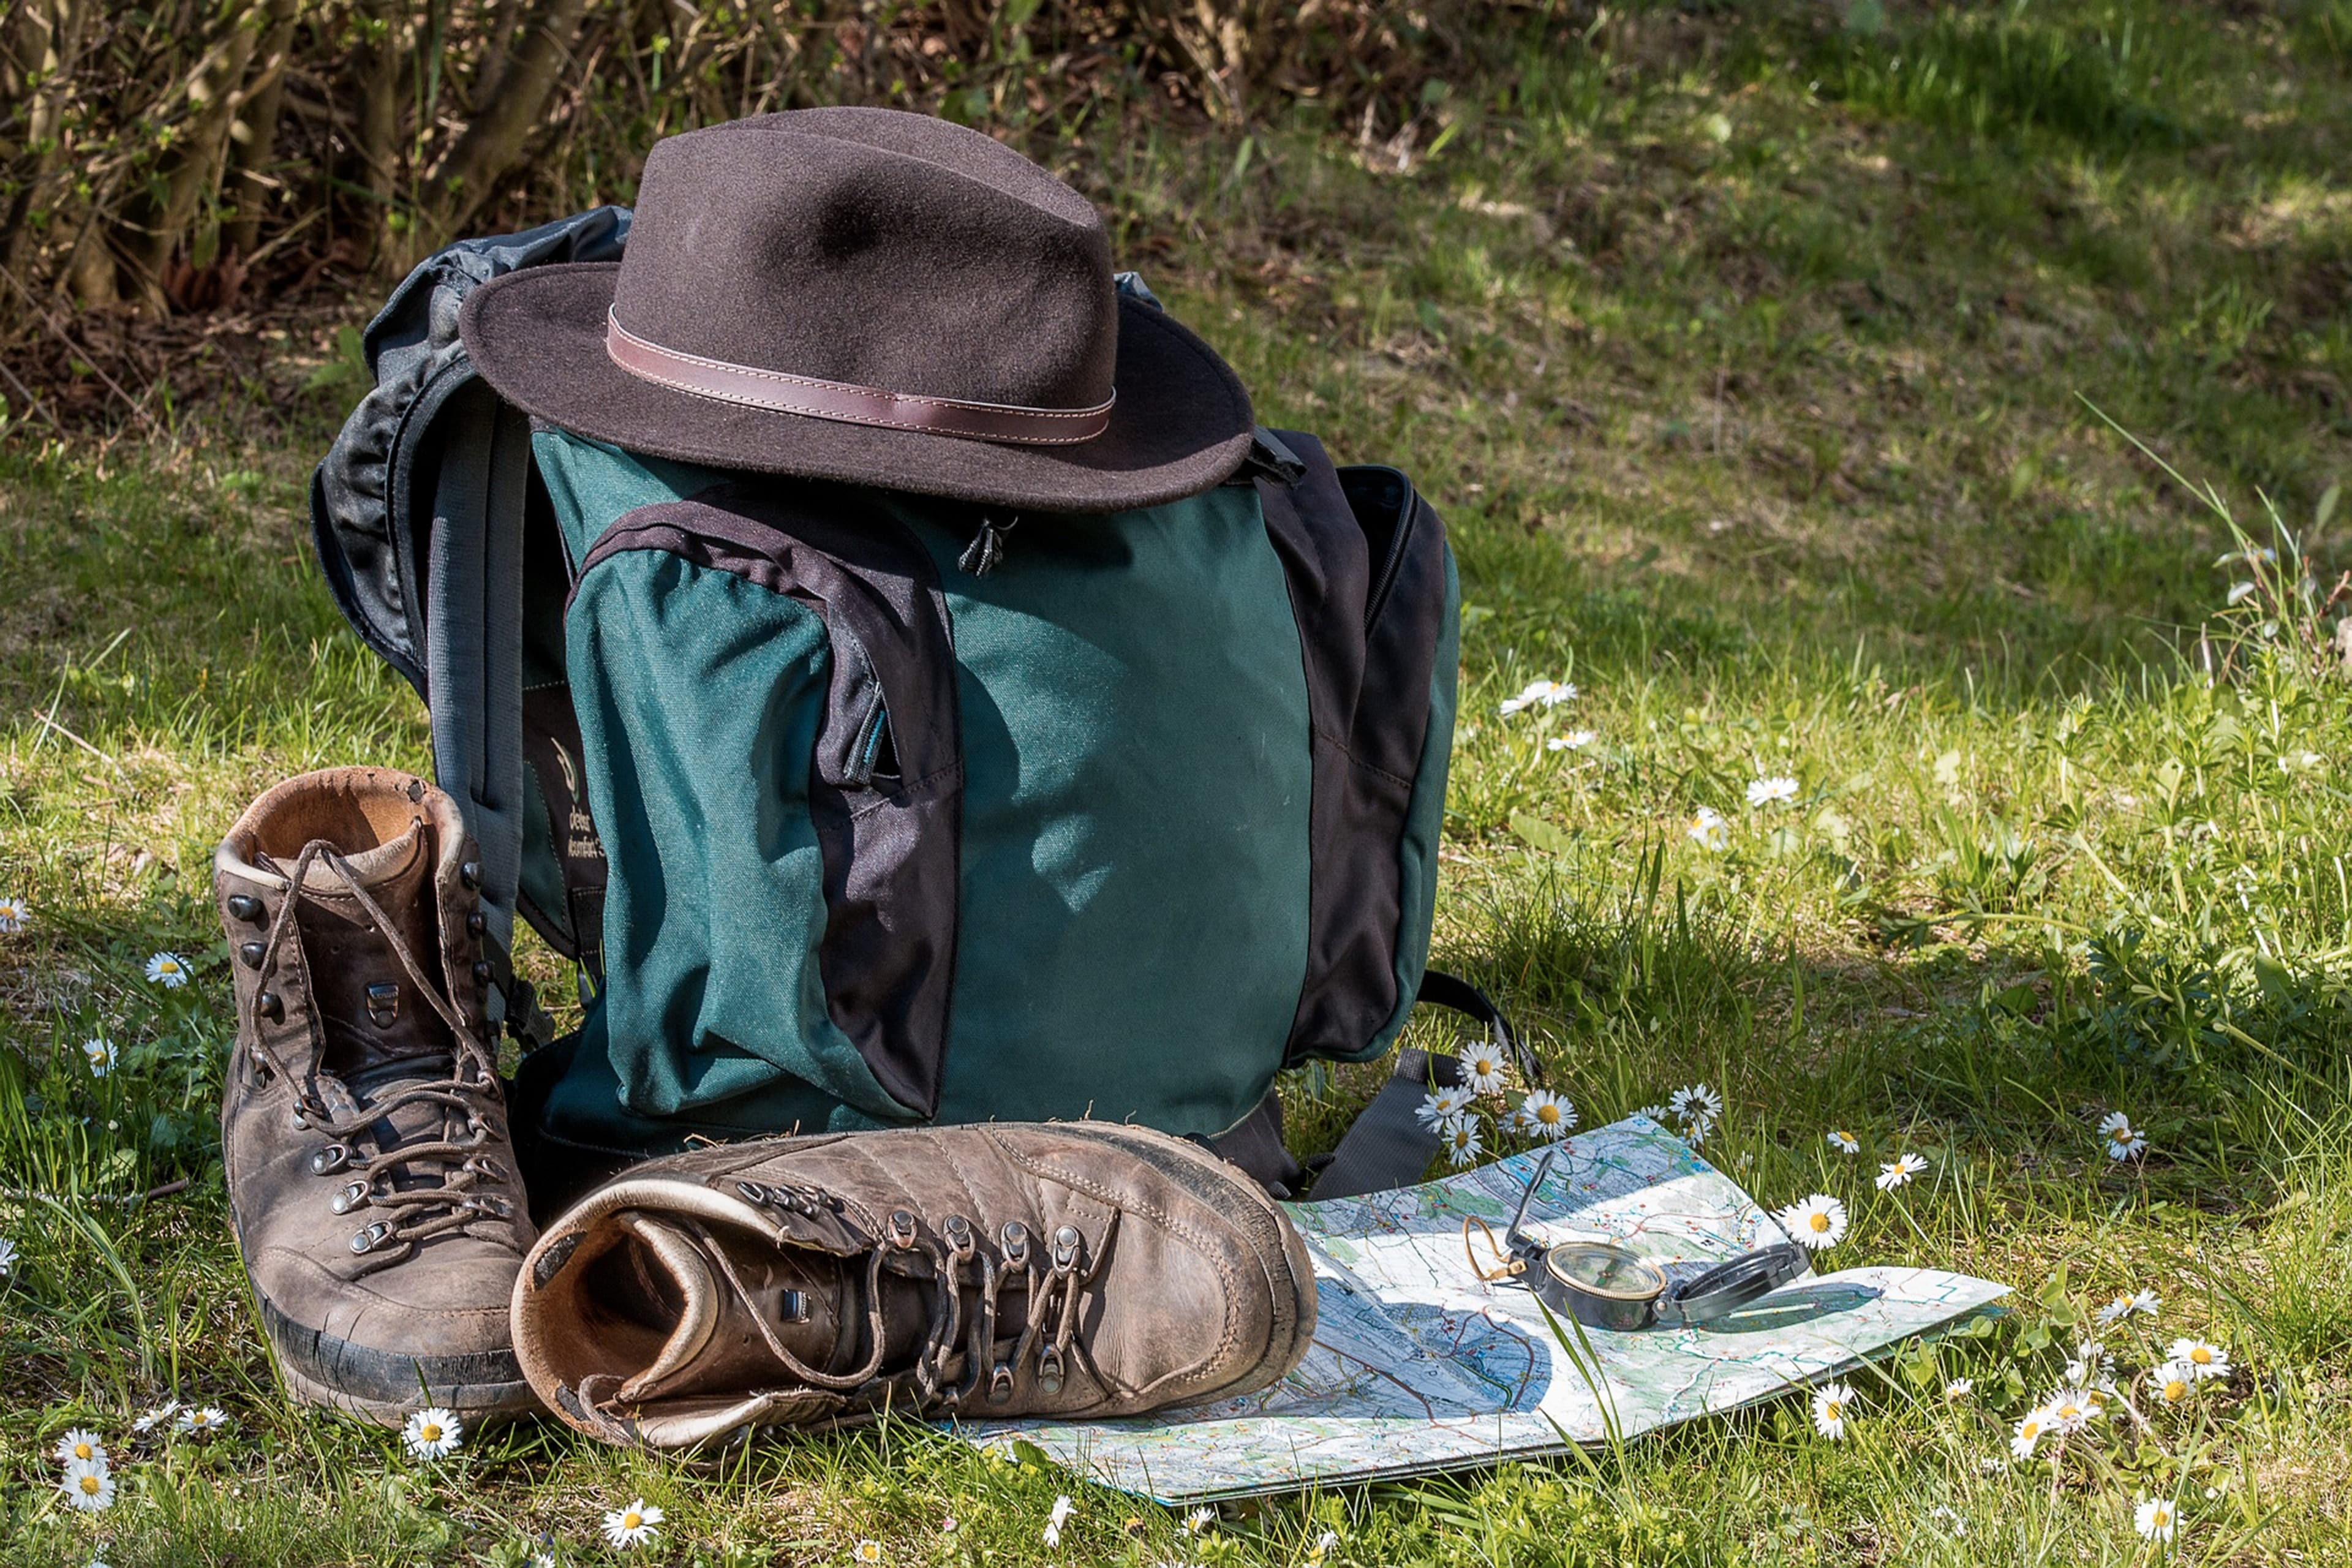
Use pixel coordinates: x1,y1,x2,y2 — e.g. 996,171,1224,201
4,0,2351,1561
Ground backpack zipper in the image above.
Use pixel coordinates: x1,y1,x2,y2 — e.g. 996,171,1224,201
1360,472,1420,633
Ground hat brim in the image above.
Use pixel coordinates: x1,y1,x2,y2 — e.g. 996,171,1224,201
459,263,1254,512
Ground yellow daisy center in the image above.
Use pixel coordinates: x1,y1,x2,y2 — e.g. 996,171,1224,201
623,1512,642,1530
2021,1420,2041,1437
78,1476,100,1494
2190,1346,2212,1365
73,1442,92,1460
1807,1213,1831,1233
1823,1400,1842,1419
420,1423,442,1442
1536,1104,1559,1124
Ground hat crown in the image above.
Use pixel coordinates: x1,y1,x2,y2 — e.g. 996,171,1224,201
610,110,1117,413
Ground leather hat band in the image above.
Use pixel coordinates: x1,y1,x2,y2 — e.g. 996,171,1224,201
604,310,1115,446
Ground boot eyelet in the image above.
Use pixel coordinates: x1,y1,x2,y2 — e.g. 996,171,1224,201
237,940,266,969
225,893,265,922
330,1181,369,1215
735,1180,771,1206
288,1107,309,1131
467,911,486,937
256,990,283,1021
943,1215,974,1260
350,1221,392,1254
1037,1344,1066,1395
1052,1225,1082,1271
999,1221,1029,1266
311,1144,351,1175
471,960,493,988
460,861,481,889
989,1363,1016,1403
888,1210,918,1249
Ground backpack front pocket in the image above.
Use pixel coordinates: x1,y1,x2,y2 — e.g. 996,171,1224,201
570,484,963,1124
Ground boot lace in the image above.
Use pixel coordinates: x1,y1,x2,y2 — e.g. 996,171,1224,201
243,839,518,1271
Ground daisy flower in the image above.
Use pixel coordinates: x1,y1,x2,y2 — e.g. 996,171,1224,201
1182,1507,1215,1536
1810,1381,1855,1439
1444,1120,1484,1169
176,1404,229,1437
1825,1128,1860,1155
0,1235,17,1275
2064,1340,2116,1385
1686,807,1728,851
402,1406,462,1461
1415,1084,1476,1131
1515,1090,1575,1142
0,894,28,932
82,1036,118,1077
1547,729,1597,752
1670,1083,1723,1123
2134,1496,2177,1543
55,1428,107,1468
1745,775,1799,807
2167,1338,2230,1381
60,1458,115,1510
1943,1378,1973,1400
1499,678,1575,716
1875,1152,1929,1191
601,1498,663,1550
144,952,190,989
2152,1361,2196,1405
130,1399,179,1434
1459,1046,1510,1096
2045,1387,2101,1432
1632,1103,1671,1125
1308,1530,1341,1564
1043,1494,1074,1548
2097,1110,2149,1160
853,1542,884,1564
2010,1405,2053,1460
2096,1287,2160,1325
1775,1194,1847,1252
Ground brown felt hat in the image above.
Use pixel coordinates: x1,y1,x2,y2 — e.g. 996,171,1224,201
460,109,1255,512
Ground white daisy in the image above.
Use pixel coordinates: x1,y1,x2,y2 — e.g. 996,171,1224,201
1745,775,1799,806
2096,1110,2133,1138
81,1036,118,1077
1415,1084,1476,1131
2064,1340,2116,1385
130,1399,180,1433
2107,1128,2148,1161
402,1406,462,1461
2134,1496,2177,1542
1459,1047,1510,1097
1308,1530,1341,1563
0,1235,16,1275
1875,1152,1929,1190
54,1428,108,1468
176,1404,228,1437
853,1542,884,1564
600,1498,663,1550
0,894,28,932
2010,1405,2053,1460
1444,1120,1484,1169
1686,807,1728,851
1775,1194,1847,1252
1943,1378,1973,1400
2045,1387,2101,1432
2096,1287,2160,1324
1515,1090,1575,1142
143,951,190,989
2167,1338,2230,1381
1810,1381,1854,1439
1499,678,1576,717
1670,1083,1723,1123
1547,729,1597,752
60,1458,115,1510
1183,1506,1215,1536
2152,1361,2196,1405
1042,1494,1074,1548
1826,1128,1860,1155
1632,1103,1671,1125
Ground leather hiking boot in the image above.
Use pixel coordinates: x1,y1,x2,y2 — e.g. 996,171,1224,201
214,766,537,1425
511,1121,1317,1448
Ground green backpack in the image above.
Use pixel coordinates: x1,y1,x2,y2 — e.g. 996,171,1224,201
312,214,1526,1207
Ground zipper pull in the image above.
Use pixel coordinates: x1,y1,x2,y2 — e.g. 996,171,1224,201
957,513,1018,576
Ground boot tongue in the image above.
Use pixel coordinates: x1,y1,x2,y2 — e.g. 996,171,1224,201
612,1215,865,1404
285,822,454,1075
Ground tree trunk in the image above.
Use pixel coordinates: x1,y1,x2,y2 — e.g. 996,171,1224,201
421,0,589,237
1,0,89,292
219,0,301,261
116,1,266,306
351,0,413,266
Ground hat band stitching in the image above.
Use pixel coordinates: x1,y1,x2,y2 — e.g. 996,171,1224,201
605,311,1115,447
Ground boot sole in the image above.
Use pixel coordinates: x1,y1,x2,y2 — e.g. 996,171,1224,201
257,1292,541,1428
